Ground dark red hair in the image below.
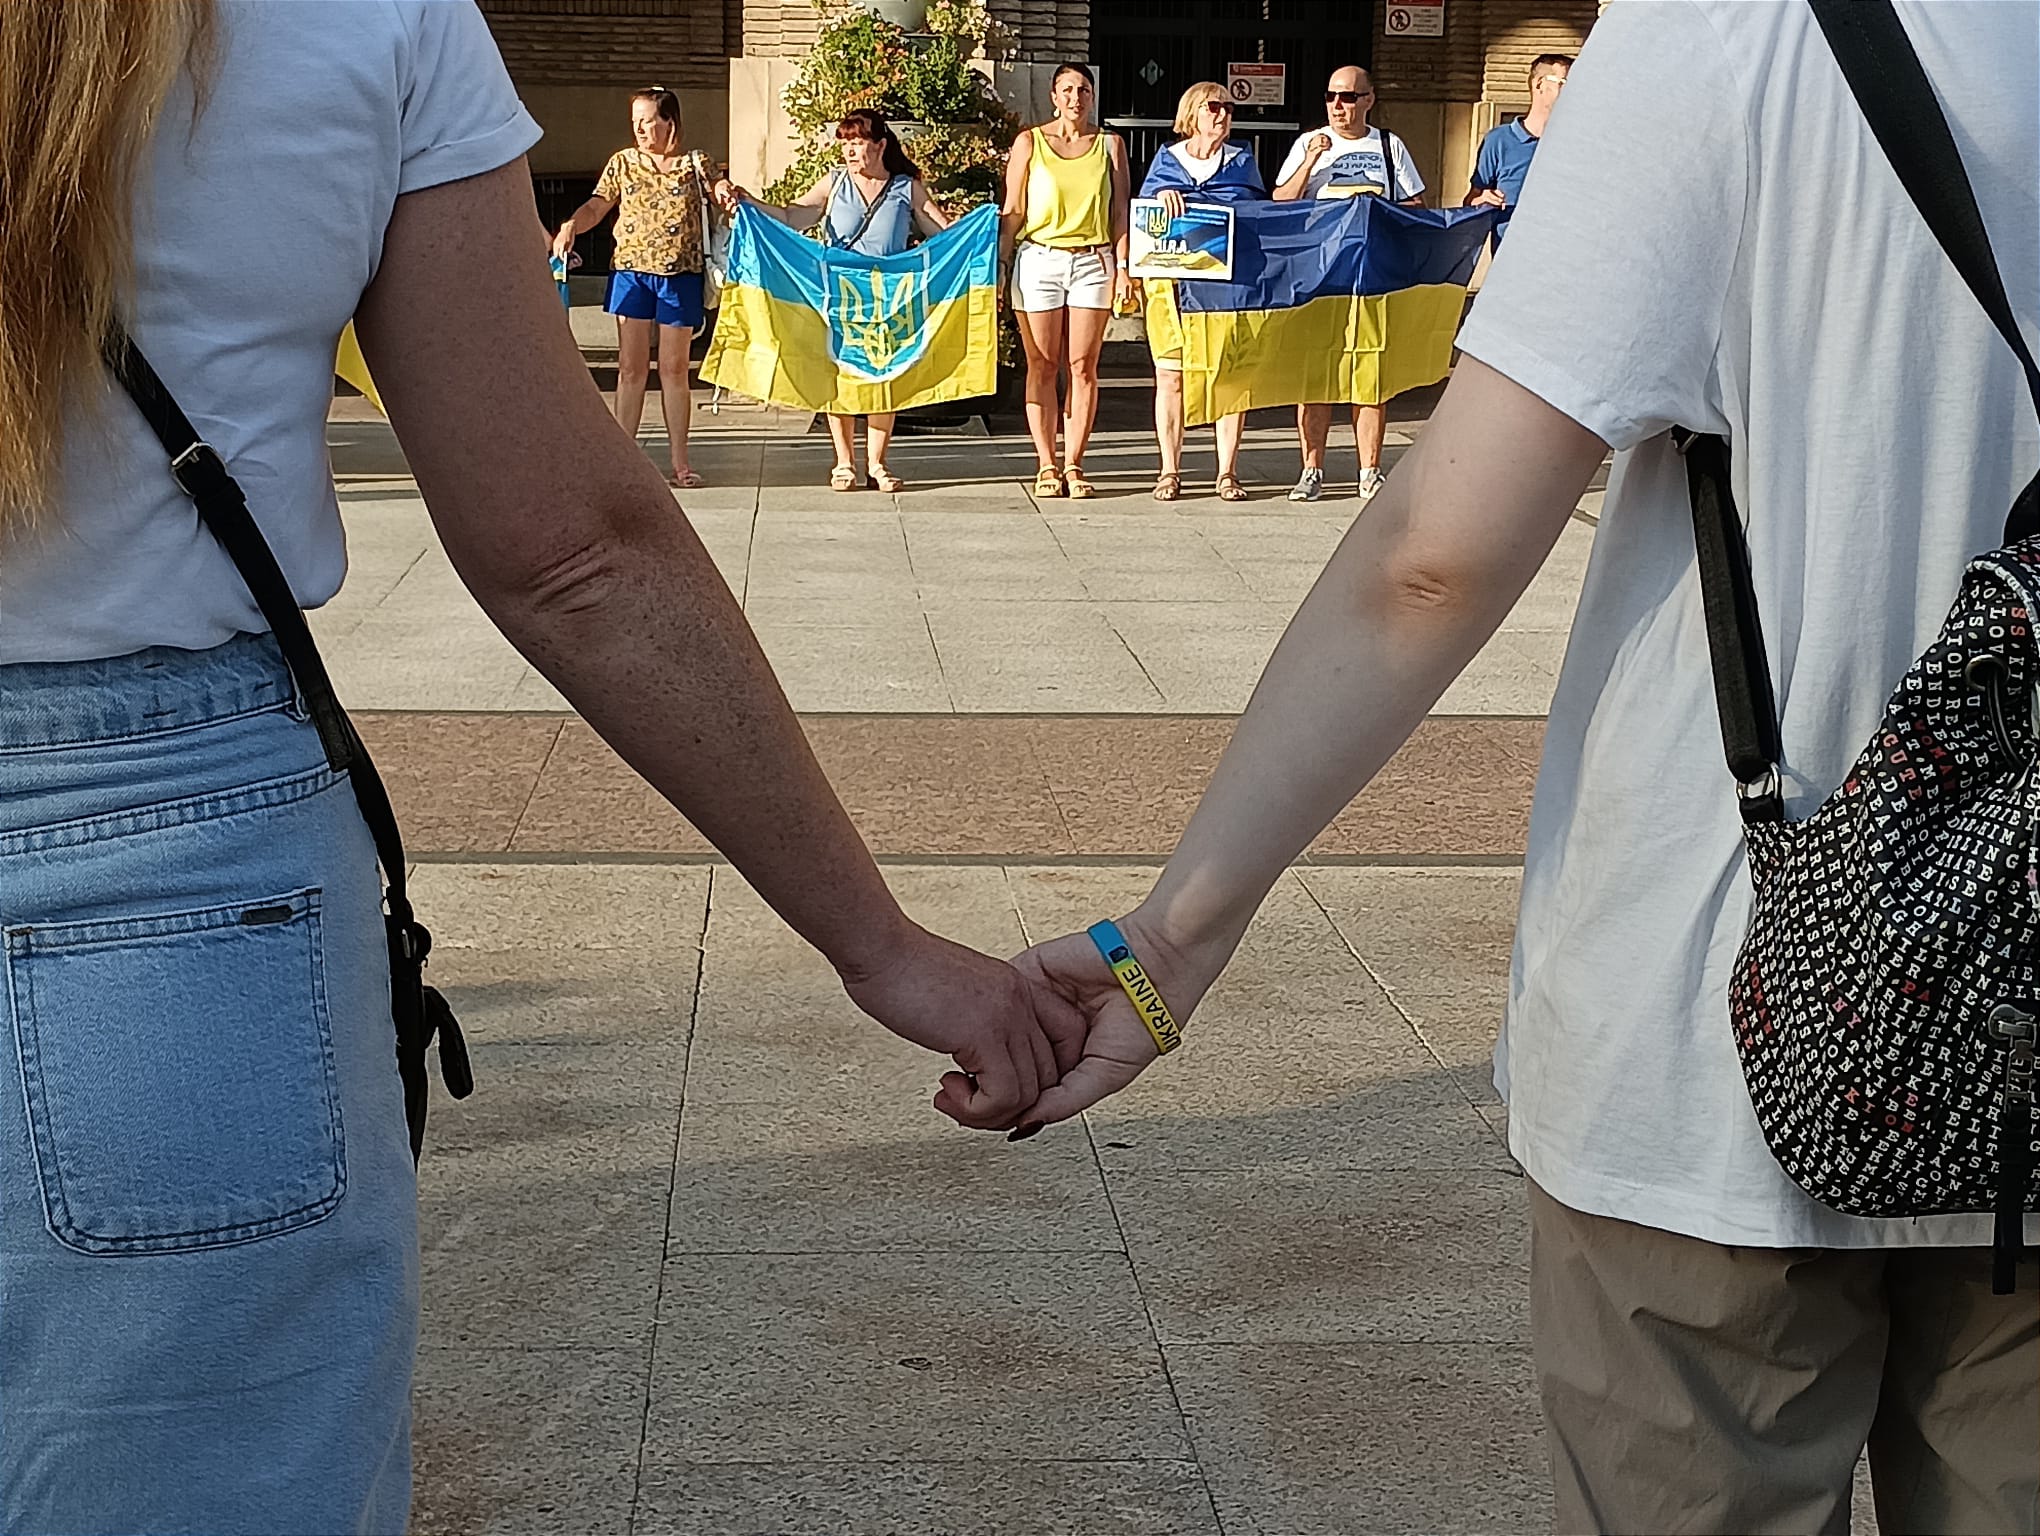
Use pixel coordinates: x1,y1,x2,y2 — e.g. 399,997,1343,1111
836,109,921,180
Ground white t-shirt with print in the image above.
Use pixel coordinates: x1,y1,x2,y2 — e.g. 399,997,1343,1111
0,0,541,664
1273,125,1423,201
1454,0,2040,1248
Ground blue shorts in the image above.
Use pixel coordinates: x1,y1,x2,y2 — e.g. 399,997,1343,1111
605,268,704,329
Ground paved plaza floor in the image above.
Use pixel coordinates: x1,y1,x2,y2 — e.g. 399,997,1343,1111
322,388,1870,1534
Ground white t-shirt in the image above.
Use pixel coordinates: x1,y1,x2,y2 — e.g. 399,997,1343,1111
1167,141,1225,185
1273,125,1423,202
0,0,541,664
1455,0,2040,1248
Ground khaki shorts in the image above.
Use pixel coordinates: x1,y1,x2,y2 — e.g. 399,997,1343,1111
1528,1180,2039,1535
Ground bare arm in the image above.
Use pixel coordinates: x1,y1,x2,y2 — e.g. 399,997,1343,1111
550,193,615,258
911,177,952,236
1107,133,1131,270
1013,359,1607,1123
998,132,1031,263
1271,141,1322,201
719,172,831,232
354,160,1078,1123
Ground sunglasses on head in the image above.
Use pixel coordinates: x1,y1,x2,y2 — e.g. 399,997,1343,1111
1325,89,1370,104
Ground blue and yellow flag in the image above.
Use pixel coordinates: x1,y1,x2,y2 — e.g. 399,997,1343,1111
1174,198,1497,425
701,202,998,415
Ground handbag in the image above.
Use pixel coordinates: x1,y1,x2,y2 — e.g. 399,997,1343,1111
695,151,726,309
104,326,474,1164
1682,0,2040,1291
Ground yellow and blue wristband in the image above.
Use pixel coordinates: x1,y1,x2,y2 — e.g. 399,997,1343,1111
1088,919,1184,1056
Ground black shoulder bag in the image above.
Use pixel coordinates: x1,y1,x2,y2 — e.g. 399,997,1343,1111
104,327,473,1164
1680,1,2040,1291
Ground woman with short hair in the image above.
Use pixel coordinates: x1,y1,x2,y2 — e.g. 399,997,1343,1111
1139,81,1264,502
998,63,1131,500
715,110,951,493
551,87,715,488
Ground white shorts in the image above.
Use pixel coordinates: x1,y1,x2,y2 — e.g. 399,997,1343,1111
1011,242,1112,312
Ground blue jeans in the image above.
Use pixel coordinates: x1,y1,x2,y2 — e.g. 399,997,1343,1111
0,635,418,1532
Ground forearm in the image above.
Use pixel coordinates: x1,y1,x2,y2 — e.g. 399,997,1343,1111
1130,362,1605,979
1271,169,1311,201
470,491,911,978
559,199,607,238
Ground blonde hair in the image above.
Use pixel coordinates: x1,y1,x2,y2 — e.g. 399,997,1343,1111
1172,81,1228,139
0,0,214,541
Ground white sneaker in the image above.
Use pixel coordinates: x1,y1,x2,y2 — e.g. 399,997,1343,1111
1287,467,1325,503
1357,467,1388,501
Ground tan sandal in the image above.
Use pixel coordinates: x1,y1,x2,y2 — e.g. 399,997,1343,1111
1152,471,1182,502
828,464,859,492
1215,472,1248,502
1064,465,1096,500
872,464,905,493
1033,464,1065,498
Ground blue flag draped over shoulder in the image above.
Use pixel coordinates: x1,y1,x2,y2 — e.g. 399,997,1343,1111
1172,198,1497,425
701,202,998,415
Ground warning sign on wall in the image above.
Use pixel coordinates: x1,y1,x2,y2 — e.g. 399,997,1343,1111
1385,0,1445,37
1226,63,1286,106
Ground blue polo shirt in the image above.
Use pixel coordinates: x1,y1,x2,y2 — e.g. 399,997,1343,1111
1470,118,1542,241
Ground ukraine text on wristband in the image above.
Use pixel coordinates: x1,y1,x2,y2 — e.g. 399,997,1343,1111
1087,920,1184,1056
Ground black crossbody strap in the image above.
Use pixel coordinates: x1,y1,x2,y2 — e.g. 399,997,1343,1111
1809,0,2040,541
104,325,473,1161
1678,432,1783,813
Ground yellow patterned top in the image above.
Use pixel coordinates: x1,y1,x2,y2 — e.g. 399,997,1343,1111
595,148,707,276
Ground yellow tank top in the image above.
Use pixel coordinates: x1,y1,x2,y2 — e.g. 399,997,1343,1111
1016,127,1113,248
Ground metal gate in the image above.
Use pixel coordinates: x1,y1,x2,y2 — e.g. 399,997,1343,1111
1093,0,1375,185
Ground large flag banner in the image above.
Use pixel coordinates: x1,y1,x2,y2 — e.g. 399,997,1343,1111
1174,198,1497,425
701,202,998,415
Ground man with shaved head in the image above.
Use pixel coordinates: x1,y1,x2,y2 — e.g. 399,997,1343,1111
1272,64,1425,503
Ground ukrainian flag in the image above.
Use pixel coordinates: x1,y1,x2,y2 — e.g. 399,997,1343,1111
701,202,998,415
1175,199,1497,426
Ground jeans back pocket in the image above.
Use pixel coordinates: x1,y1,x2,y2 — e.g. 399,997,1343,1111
4,888,346,1254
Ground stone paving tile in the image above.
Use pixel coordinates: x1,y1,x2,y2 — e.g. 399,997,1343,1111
355,712,561,854
364,712,1541,858
745,512,919,604
1168,1343,1544,1536
410,865,708,1099
1046,514,1258,603
669,1097,1119,1253
905,511,1090,601
748,615,955,712
1100,602,1293,714
1298,867,1523,1108
634,1461,1221,1536
1105,1168,1529,1345
644,1253,1186,1464
1313,717,1543,858
410,1346,644,1536
1006,868,1504,1169
416,1102,676,1351
926,602,1167,712
686,866,1031,1106
801,716,1072,857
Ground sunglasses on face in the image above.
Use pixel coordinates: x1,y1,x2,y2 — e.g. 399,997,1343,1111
1325,89,1371,104
1202,100,1232,114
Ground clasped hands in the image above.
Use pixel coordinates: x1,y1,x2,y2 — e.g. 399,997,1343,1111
837,911,1203,1135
